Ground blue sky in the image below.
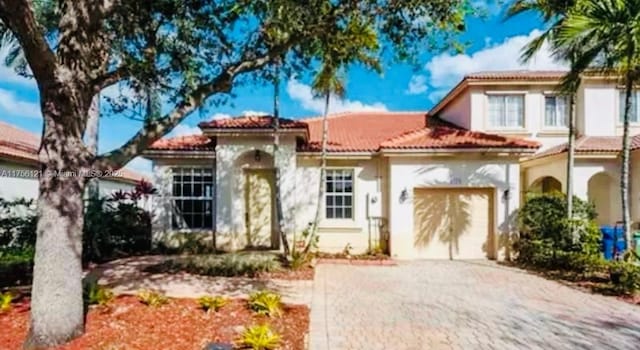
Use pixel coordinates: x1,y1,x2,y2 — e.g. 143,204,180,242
0,4,565,176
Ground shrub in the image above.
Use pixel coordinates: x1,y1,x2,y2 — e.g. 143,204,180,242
137,290,169,307
84,281,115,306
146,253,281,278
0,247,34,287
248,291,282,317
609,261,640,295
237,324,281,350
0,291,14,313
0,198,36,249
83,196,152,264
198,295,228,313
516,193,601,269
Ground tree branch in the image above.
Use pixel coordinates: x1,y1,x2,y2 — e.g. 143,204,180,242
93,53,277,171
0,0,56,82
92,64,129,91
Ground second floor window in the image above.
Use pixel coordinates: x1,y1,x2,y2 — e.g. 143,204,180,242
544,95,569,128
171,167,214,229
619,90,640,123
488,95,524,128
325,169,353,219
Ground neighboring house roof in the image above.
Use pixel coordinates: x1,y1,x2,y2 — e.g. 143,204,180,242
464,70,569,81
149,135,215,151
526,135,640,161
198,115,308,130
148,111,539,154
0,121,145,184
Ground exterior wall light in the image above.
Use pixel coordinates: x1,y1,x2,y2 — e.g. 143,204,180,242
399,188,408,203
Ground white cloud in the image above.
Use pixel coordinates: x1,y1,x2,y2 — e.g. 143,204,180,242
286,79,387,114
0,89,41,118
168,124,202,137
406,75,428,95
242,110,269,116
211,112,231,120
412,29,568,102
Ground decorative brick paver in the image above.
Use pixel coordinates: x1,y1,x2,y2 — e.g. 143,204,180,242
309,261,640,350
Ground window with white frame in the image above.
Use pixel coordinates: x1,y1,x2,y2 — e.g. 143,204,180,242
544,95,569,127
487,94,525,128
171,167,214,229
618,90,640,123
325,169,353,219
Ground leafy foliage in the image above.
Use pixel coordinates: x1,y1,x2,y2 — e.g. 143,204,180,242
83,187,153,264
0,198,36,249
198,295,228,313
248,291,282,318
0,247,34,287
0,291,14,312
84,282,115,306
609,259,640,295
137,290,169,307
147,253,281,278
237,324,282,350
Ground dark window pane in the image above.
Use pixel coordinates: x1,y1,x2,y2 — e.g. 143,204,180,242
345,207,352,219
193,214,203,228
194,200,203,213
204,175,213,183
326,196,334,206
344,182,353,193
193,183,203,197
335,208,344,219
184,200,193,212
345,196,352,206
182,174,192,183
336,196,343,206
335,182,344,192
326,207,334,219
182,184,192,197
204,184,213,197
204,214,212,228
326,181,334,193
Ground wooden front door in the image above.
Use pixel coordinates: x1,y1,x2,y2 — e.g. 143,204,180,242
245,169,277,249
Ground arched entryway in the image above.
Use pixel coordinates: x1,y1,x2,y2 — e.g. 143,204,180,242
529,176,562,194
588,172,621,226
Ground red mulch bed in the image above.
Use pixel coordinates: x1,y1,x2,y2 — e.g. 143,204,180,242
259,265,315,280
0,296,309,350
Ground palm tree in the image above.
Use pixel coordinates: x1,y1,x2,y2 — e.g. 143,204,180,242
272,61,291,256
554,0,640,251
506,0,578,235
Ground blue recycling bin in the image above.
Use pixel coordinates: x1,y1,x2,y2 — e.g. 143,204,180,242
601,225,627,260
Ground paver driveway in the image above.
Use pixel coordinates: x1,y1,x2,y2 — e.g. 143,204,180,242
309,261,640,350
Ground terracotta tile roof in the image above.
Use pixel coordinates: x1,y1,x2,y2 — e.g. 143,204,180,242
0,121,145,183
148,135,215,151
300,111,428,152
528,135,640,160
380,124,540,150
0,120,40,162
198,115,308,129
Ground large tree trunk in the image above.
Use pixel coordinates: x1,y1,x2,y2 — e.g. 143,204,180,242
620,74,633,252
24,107,89,349
272,69,290,256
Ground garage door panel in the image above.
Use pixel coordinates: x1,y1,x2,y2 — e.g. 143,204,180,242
413,188,494,260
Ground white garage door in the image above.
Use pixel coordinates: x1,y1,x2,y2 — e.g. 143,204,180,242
413,188,495,260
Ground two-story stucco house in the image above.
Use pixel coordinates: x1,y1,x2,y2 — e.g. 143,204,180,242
431,71,640,227
143,70,640,260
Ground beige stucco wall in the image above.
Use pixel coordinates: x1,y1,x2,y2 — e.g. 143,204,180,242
294,157,384,254
387,155,521,260
632,152,640,226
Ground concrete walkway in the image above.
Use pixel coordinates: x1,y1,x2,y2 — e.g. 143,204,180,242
310,261,640,350
90,256,313,306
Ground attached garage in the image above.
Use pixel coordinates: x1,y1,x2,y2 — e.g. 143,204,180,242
413,187,495,260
